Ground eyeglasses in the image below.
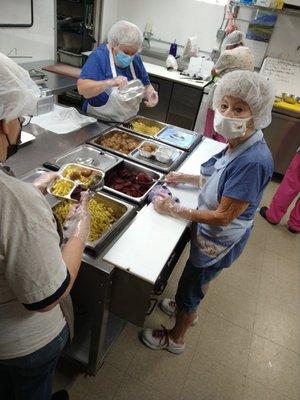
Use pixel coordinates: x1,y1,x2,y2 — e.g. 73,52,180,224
19,116,31,127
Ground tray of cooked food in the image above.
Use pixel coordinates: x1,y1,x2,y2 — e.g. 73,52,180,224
53,144,122,172
121,116,200,151
103,159,164,204
130,139,185,172
120,115,167,138
89,129,143,156
47,163,105,201
89,129,185,173
52,192,135,255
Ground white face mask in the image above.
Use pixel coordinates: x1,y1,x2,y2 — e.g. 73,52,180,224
214,109,252,139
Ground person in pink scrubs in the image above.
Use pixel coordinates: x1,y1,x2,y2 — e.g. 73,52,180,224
260,148,300,233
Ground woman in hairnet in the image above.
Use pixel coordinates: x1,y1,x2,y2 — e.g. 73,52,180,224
211,30,254,78
204,30,255,142
0,53,90,400
77,20,158,122
142,70,274,354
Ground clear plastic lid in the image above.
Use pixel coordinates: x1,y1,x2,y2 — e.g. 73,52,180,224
118,79,145,102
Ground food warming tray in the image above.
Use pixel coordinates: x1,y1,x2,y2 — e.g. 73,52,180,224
121,115,199,151
103,159,164,205
51,192,136,256
89,129,185,173
53,144,122,172
120,115,167,138
89,128,143,158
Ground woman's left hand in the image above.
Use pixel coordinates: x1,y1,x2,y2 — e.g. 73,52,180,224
144,85,158,107
33,172,59,194
153,197,178,216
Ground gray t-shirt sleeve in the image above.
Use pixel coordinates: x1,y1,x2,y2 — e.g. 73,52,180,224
3,183,69,305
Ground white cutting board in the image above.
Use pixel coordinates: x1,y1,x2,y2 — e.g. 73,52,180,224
103,138,226,283
103,204,187,284
171,138,226,209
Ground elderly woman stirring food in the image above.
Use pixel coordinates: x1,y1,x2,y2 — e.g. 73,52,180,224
142,70,275,353
78,20,158,122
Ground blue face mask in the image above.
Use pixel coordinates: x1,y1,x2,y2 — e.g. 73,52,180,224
115,51,134,68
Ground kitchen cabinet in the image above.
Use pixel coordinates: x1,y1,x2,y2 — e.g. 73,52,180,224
263,110,300,175
139,75,204,130
166,83,203,130
139,76,173,122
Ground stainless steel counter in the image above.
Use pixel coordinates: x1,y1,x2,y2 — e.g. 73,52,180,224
20,60,77,95
4,121,110,176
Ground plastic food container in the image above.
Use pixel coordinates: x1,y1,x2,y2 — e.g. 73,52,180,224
138,142,158,159
118,79,145,102
155,147,174,164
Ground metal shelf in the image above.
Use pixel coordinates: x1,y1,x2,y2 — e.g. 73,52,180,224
230,1,300,16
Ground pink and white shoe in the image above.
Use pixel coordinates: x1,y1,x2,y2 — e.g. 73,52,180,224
141,325,185,354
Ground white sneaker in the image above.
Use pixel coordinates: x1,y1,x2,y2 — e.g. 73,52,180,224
160,298,176,316
141,326,185,354
159,298,198,326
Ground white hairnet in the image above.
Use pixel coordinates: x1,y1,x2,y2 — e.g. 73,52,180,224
0,52,40,122
224,30,244,47
213,70,275,129
107,20,143,50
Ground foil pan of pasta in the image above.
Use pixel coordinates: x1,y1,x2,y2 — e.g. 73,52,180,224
52,192,135,254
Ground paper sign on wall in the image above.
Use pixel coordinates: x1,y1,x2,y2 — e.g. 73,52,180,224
260,57,300,96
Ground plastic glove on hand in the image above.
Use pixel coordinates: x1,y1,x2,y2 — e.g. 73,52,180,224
33,172,59,194
144,89,158,107
64,192,91,244
148,184,180,203
111,76,128,89
153,197,180,217
164,172,187,186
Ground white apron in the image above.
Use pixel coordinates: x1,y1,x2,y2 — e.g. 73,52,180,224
87,45,142,122
190,130,263,268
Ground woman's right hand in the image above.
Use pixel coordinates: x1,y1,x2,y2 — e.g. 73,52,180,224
164,172,188,186
33,172,59,194
111,76,128,89
64,192,91,244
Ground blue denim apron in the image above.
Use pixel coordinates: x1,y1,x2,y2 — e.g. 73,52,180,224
190,130,263,268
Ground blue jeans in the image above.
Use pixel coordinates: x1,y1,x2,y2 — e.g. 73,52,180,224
175,228,251,313
0,324,69,400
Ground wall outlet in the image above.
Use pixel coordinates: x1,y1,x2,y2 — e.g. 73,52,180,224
217,29,226,40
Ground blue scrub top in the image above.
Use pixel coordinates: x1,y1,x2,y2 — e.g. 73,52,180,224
215,138,274,220
80,44,151,112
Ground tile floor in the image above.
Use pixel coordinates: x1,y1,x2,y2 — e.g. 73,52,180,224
54,180,300,400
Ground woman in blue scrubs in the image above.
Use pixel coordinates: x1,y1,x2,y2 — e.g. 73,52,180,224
77,20,158,122
142,70,275,354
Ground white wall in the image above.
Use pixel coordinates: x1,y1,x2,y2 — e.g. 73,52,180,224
100,0,120,42
0,0,55,64
116,0,226,54
112,0,300,64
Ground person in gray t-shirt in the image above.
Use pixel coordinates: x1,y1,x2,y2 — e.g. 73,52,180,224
0,53,90,400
